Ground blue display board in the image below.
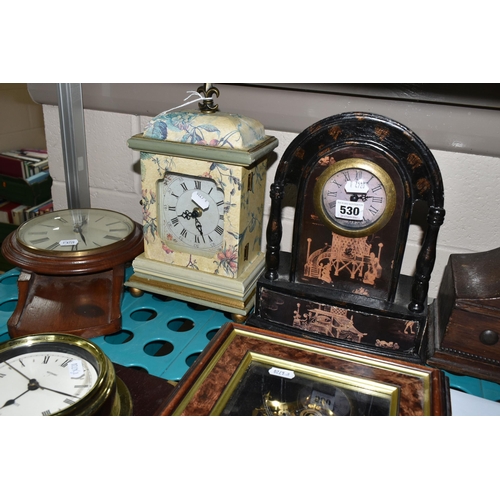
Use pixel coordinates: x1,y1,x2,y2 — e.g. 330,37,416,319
0,267,231,381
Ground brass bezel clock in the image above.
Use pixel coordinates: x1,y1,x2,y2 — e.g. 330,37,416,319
0,333,132,416
313,158,397,238
1,208,144,339
249,112,445,363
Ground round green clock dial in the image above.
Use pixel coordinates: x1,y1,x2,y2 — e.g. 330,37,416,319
314,158,396,237
17,208,135,254
159,173,225,253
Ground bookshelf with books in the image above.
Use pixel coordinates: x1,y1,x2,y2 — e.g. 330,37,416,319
0,149,53,271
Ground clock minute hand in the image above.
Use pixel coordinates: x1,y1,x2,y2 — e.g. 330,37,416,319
2,360,31,381
74,225,87,245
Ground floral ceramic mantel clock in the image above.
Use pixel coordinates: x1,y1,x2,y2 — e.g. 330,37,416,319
126,86,278,318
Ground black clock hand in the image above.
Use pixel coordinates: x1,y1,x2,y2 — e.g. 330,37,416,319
74,225,87,245
1,388,30,408
193,217,204,236
2,360,80,400
350,194,374,202
2,360,31,381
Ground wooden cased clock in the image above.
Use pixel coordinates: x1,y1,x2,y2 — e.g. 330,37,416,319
248,112,445,363
126,98,278,318
1,208,144,339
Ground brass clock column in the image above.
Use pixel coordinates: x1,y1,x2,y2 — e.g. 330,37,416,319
126,85,278,318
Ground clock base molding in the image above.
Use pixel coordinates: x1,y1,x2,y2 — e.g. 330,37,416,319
248,253,432,364
125,252,266,317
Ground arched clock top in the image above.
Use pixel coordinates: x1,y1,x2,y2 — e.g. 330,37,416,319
264,112,445,314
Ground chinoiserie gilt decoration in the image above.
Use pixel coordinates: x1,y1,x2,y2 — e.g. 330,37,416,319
126,84,278,317
248,112,445,363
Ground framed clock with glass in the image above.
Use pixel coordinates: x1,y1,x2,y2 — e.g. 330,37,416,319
248,112,445,363
126,87,278,319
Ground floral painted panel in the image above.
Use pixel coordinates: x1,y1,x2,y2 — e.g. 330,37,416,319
143,110,265,150
140,152,267,279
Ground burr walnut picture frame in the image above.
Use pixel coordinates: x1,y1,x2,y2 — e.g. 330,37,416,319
157,323,450,416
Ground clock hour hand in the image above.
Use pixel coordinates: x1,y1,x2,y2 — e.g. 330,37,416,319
1,388,30,408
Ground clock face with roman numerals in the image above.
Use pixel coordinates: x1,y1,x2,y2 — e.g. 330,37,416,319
159,173,225,254
16,208,135,254
314,158,396,237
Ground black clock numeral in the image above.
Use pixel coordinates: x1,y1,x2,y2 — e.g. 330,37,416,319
180,182,188,191
342,171,351,182
180,228,188,238
368,206,379,216
103,235,121,241
195,180,202,189
326,190,337,197
372,197,383,203
61,359,71,368
43,355,50,364
171,217,179,227
64,398,75,406
371,184,383,193
168,205,176,211
330,179,342,188
0,373,6,378
19,359,25,367
355,170,363,180
328,201,336,209
46,242,60,251
214,225,224,236
41,410,52,416
216,200,224,207
31,237,50,245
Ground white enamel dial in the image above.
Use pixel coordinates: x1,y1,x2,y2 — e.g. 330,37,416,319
159,173,225,253
17,208,135,253
0,346,99,416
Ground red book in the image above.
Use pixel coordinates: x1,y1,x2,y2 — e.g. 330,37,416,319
0,154,27,178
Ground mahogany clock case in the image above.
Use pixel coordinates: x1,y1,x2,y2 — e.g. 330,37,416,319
249,112,445,363
1,210,144,339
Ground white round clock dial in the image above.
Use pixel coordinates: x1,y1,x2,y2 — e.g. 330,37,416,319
159,174,225,252
17,208,135,253
0,347,99,416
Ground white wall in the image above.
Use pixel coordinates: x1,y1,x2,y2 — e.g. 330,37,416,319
42,104,500,299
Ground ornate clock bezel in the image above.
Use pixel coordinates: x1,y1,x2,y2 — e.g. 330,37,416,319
313,157,397,238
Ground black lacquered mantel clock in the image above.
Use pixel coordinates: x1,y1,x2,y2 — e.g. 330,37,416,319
248,112,445,363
